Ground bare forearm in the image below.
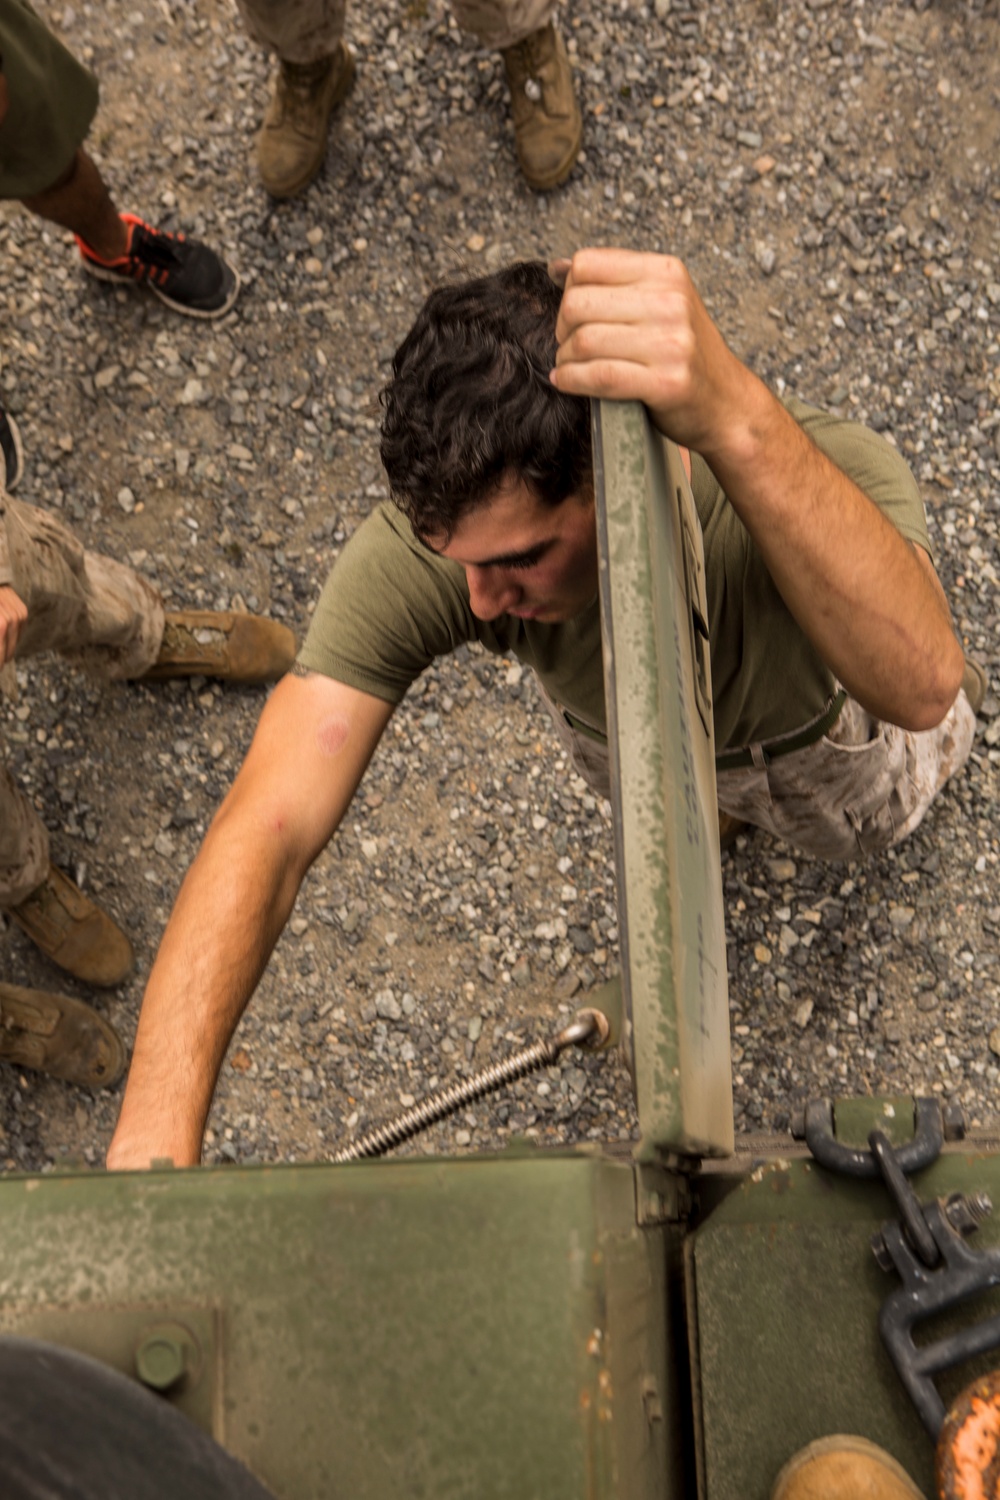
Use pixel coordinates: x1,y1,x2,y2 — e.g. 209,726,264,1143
551,249,964,729
698,372,963,729
107,674,395,1170
108,802,307,1167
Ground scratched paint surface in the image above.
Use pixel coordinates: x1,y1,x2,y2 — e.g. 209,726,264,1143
0,1152,675,1500
594,401,733,1159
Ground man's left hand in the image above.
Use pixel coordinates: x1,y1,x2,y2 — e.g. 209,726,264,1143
549,247,747,455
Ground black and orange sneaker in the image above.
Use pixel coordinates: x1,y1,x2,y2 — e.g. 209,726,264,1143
75,213,240,320
0,399,24,492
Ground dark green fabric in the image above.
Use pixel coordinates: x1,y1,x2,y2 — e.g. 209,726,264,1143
299,399,931,754
691,395,930,748
0,0,98,199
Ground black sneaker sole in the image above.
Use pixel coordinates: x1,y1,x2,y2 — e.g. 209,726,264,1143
81,257,242,321
1,407,24,492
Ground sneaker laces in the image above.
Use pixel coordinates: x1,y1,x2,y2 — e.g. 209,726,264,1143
77,216,186,281
128,222,187,274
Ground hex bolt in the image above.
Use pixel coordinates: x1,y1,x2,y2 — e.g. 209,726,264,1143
944,1192,994,1238
135,1325,193,1393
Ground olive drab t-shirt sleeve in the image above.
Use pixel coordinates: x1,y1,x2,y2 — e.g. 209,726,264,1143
298,502,608,727
298,504,476,702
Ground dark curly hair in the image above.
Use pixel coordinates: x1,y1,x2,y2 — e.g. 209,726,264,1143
379,261,592,540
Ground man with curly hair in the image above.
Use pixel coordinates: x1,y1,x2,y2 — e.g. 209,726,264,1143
108,249,982,1168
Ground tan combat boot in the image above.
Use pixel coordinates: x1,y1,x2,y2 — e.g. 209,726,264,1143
962,656,987,713
772,1436,927,1500
501,24,582,191
6,866,134,988
140,610,297,684
0,982,125,1089
256,43,355,199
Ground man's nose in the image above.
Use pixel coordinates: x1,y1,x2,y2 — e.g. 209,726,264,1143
466,567,518,621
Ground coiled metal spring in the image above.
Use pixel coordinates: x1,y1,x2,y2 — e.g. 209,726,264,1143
333,1008,609,1163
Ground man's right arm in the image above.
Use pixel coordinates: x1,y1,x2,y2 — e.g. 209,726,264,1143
106,670,394,1170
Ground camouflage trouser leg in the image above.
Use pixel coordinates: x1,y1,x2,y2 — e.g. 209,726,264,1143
448,0,558,51
3,496,163,680
233,0,346,66
715,690,977,862
0,756,50,907
0,494,164,905
536,681,611,798
233,0,557,62
537,674,975,864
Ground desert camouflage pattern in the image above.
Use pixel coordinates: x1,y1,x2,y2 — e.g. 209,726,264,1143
235,0,557,63
0,490,162,905
541,679,976,864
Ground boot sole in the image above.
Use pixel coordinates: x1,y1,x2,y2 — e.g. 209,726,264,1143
1,407,24,491
962,657,987,714
517,111,583,192
259,48,356,200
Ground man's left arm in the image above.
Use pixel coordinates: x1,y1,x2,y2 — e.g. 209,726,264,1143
550,248,964,732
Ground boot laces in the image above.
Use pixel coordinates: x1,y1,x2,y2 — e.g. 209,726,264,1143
509,36,545,100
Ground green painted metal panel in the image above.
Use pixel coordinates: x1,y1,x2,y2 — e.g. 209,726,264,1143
593,400,732,1160
689,1152,1000,1500
0,1152,683,1500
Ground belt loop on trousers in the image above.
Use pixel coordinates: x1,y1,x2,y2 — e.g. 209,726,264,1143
715,688,848,774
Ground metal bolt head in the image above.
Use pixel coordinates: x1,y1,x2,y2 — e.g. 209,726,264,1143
943,1192,993,1238
135,1322,197,1393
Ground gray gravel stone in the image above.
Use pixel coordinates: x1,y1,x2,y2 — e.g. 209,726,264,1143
1,0,997,1176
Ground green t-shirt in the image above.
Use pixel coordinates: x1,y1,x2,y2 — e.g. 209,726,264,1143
0,0,98,199
299,399,930,754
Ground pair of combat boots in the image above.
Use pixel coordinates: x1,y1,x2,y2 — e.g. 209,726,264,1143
256,23,582,199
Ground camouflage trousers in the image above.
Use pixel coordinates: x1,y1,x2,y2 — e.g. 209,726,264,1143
0,494,163,907
234,0,558,62
539,682,976,864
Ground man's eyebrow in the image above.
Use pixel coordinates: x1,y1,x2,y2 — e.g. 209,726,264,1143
424,538,553,568
475,540,551,568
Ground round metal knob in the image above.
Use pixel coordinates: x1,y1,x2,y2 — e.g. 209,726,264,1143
135,1323,198,1393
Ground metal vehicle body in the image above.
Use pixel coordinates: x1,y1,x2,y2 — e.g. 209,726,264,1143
0,402,998,1498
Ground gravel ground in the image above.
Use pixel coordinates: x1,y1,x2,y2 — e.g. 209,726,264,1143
0,0,998,1172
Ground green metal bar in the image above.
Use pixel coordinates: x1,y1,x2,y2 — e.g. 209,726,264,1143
593,400,732,1160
